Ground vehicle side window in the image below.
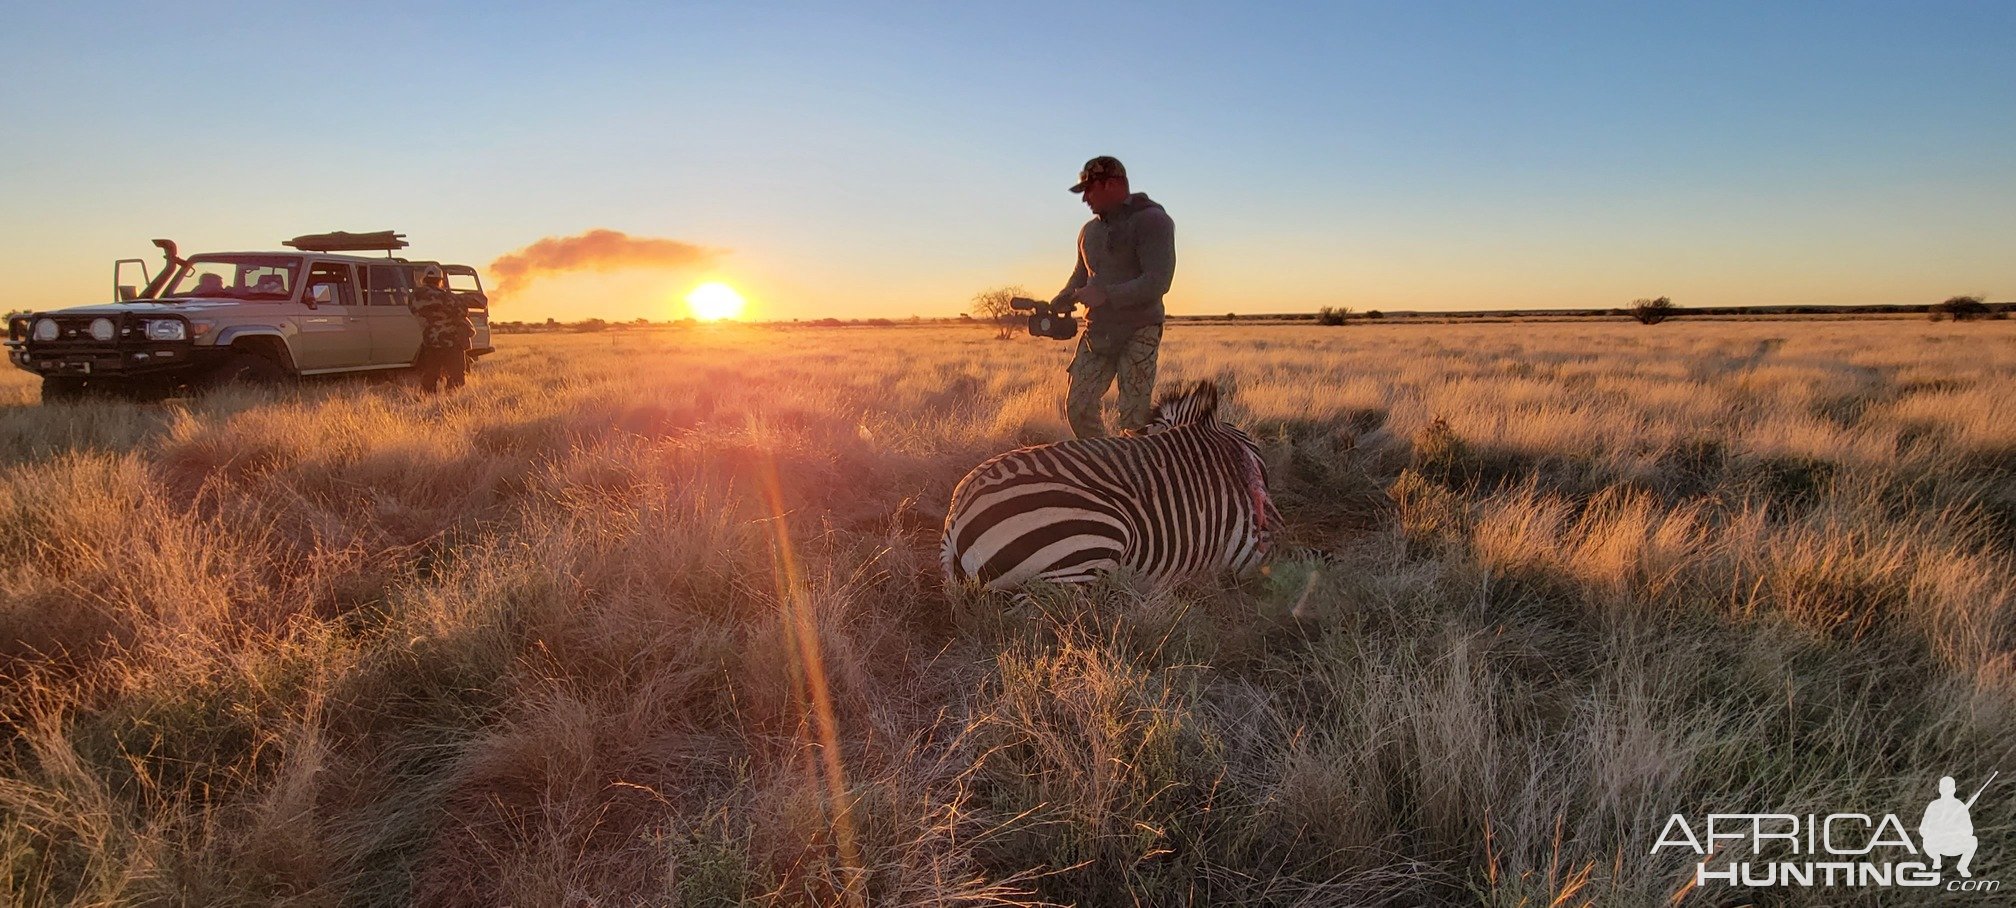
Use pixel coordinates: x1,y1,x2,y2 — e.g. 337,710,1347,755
159,256,302,299
303,262,357,307
365,265,407,306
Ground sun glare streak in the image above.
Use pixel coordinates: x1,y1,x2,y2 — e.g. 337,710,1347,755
686,282,746,321
757,448,864,906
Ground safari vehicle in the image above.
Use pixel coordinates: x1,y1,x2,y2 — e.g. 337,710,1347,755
5,231,493,402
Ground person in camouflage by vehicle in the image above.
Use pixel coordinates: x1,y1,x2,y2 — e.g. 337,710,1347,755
1052,155,1176,438
411,264,473,392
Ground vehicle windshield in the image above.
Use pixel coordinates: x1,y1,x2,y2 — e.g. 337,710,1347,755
161,256,302,300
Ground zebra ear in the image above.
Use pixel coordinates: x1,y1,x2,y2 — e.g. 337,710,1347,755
1149,385,1183,426
1152,380,1220,426
1189,380,1220,422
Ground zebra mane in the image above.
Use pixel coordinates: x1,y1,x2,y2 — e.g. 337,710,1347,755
1148,380,1221,429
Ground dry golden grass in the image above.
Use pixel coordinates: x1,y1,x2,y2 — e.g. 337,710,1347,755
2,319,2013,906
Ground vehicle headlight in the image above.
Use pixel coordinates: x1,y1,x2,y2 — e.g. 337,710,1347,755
144,320,187,341
32,318,57,341
89,318,115,341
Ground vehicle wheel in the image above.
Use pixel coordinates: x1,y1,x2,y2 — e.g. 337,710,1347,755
204,351,286,389
40,377,90,403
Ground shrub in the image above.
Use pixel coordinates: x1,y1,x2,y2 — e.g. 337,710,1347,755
971,285,1031,339
1931,295,1991,322
1316,306,1351,326
1410,416,1473,486
1629,297,1676,325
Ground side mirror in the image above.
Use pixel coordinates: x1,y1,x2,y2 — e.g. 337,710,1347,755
306,285,334,309
118,285,138,301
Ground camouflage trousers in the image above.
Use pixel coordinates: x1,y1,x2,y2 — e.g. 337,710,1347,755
416,344,466,393
1067,323,1162,438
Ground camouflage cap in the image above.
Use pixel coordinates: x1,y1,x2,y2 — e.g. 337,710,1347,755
1070,156,1126,193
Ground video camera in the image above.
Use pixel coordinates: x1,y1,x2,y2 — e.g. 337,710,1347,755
1009,296,1078,340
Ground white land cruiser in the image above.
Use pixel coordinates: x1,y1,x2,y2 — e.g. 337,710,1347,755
5,231,493,402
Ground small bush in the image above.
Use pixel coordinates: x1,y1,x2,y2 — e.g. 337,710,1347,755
1629,297,1676,325
1931,295,1991,322
1411,416,1472,485
1316,306,1351,326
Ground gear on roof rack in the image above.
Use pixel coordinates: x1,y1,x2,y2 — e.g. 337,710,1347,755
282,231,409,253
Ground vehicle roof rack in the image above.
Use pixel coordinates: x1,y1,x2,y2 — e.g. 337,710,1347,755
282,230,409,253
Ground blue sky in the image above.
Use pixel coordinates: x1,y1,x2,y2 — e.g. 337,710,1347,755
2,1,2010,320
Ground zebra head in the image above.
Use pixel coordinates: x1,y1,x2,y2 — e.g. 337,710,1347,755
1141,380,1221,433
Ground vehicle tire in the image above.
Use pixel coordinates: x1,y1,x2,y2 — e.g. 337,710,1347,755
40,377,90,403
204,351,286,389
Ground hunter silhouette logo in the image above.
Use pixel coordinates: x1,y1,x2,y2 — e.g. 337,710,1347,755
1923,772,1995,878
1652,772,2002,893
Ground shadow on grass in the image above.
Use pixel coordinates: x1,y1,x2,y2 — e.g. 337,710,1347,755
1247,411,1401,554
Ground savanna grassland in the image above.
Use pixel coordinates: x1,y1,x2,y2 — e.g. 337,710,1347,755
3,319,2014,907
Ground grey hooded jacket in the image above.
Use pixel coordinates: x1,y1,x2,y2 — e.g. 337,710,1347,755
1050,193,1175,333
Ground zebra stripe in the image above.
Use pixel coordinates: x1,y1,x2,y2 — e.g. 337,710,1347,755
941,380,1282,591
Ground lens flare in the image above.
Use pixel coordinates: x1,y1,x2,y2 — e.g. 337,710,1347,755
686,282,746,321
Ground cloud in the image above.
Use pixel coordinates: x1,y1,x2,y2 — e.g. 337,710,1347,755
487,229,722,297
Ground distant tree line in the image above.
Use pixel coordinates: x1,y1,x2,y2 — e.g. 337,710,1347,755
489,291,2011,336
492,317,698,334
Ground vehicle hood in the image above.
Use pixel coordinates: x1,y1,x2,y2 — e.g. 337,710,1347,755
34,299,245,316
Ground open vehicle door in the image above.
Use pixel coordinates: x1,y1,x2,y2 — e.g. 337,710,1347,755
429,263,492,356
441,265,488,308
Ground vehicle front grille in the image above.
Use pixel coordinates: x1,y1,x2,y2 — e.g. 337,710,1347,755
33,315,148,347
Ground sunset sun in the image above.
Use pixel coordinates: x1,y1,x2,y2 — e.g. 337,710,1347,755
685,282,745,321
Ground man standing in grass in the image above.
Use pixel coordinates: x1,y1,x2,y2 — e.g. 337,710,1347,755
1052,156,1176,438
411,264,473,393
